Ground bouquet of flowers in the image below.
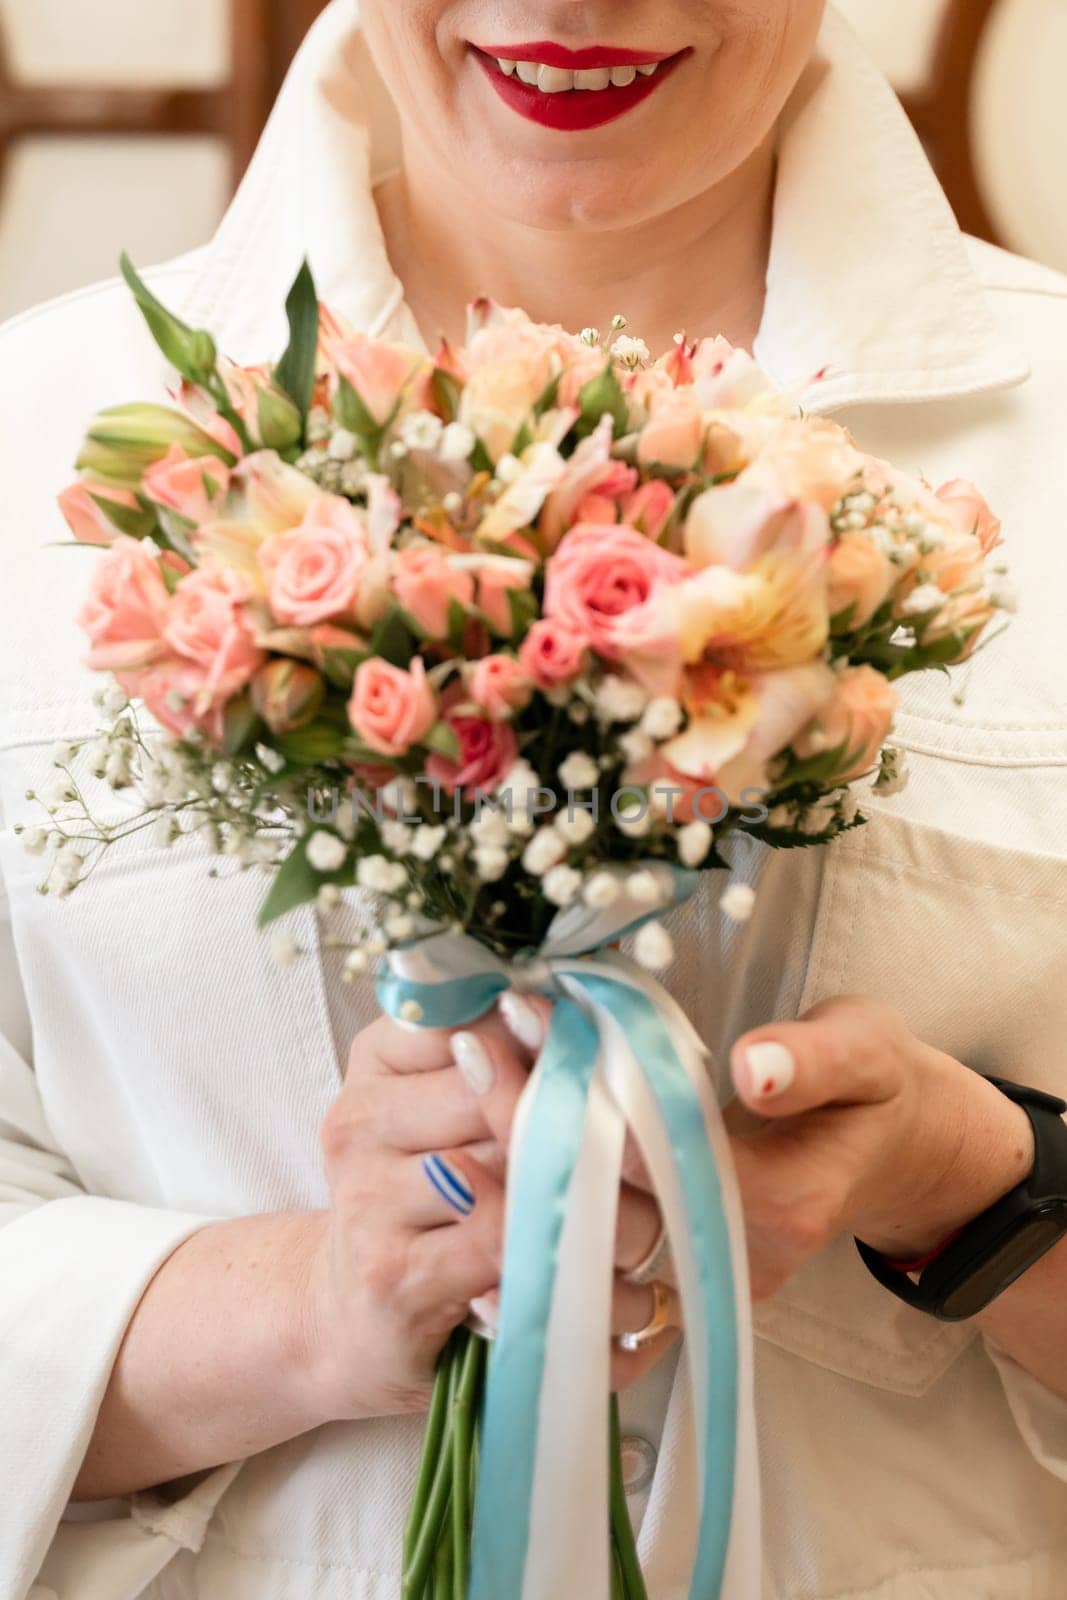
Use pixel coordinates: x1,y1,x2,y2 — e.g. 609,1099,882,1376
27,254,1011,1600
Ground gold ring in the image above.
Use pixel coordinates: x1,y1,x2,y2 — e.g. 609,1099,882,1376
618,1280,672,1354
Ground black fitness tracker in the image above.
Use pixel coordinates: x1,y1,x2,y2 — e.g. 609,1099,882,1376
856,1076,1067,1322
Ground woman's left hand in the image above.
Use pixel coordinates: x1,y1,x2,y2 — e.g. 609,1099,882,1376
724,995,1034,1300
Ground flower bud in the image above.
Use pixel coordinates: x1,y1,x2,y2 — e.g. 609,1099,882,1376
251,658,325,735
76,403,235,487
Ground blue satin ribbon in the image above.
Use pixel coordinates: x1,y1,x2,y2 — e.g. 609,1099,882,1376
376,890,738,1600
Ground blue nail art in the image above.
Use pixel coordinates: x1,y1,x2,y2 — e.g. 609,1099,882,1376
422,1153,475,1217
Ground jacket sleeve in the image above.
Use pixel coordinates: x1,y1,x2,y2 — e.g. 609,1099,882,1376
984,1336,1067,1484
0,847,238,1599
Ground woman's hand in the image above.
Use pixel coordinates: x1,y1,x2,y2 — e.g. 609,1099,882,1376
310,1006,678,1422
725,995,1034,1300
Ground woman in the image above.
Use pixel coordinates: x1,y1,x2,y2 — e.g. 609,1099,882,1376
1,1,1066,1596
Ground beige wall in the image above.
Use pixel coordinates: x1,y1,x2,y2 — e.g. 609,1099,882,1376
1,0,1064,325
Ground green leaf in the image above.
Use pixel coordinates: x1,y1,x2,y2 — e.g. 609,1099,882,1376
274,259,320,426
257,832,355,928
505,585,539,639
88,492,158,540
120,252,218,386
446,596,469,650
320,647,365,691
576,362,629,440
273,720,349,765
533,370,562,419
469,438,495,475
334,375,383,456
430,367,463,424
368,605,416,669
423,721,461,761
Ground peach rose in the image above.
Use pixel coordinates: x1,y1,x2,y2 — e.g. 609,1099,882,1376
164,562,265,702
620,480,675,542
636,387,704,470
749,419,865,512
543,523,688,659
58,481,140,546
258,495,373,627
827,530,898,628
518,618,589,688
393,546,475,639
794,664,898,782
143,443,231,526
935,478,1002,555
470,654,532,721
77,535,170,672
349,657,437,758
426,714,518,800
477,558,534,636
133,655,228,745
327,334,427,426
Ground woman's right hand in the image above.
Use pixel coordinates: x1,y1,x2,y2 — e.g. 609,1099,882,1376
308,1002,681,1426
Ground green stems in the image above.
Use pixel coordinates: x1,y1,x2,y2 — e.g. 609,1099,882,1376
402,1330,487,1600
610,1396,650,1600
402,1337,649,1600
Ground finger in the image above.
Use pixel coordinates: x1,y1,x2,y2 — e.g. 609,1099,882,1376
407,1177,504,1307
450,1012,533,1150
376,1065,494,1153
730,995,908,1121
497,991,554,1060
615,1183,665,1279
408,1148,504,1228
348,1012,457,1079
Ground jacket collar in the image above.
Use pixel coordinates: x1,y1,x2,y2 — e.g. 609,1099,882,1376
181,0,1029,412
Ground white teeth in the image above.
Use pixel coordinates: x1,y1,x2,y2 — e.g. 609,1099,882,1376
538,64,575,93
574,67,612,91
497,55,663,92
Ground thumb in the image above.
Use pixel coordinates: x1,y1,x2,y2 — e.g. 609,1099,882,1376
729,996,908,1120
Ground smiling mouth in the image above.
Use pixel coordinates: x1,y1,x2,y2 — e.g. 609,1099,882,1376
470,41,690,131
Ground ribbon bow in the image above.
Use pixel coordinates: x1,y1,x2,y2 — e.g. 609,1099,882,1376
378,863,759,1600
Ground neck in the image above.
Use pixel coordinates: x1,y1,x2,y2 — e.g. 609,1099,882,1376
374,138,776,357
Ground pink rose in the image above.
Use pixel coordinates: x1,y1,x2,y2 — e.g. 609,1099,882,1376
77,535,170,672
518,618,589,689
143,443,231,526
794,664,898,782
543,523,688,659
393,546,475,638
259,495,372,627
164,562,265,701
477,559,533,637
935,478,1002,555
470,654,532,721
58,481,140,546
349,657,437,758
133,656,228,745
426,714,518,800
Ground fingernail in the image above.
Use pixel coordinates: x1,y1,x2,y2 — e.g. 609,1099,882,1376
453,1031,495,1096
499,992,545,1055
422,1153,476,1217
469,1295,499,1332
742,1041,796,1099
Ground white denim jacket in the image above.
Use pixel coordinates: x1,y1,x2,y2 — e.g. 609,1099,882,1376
1,4,1067,1597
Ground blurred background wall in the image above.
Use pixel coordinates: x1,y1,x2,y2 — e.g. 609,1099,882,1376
1,0,1065,324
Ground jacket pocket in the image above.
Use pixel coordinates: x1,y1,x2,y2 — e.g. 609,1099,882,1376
752,800,1067,1396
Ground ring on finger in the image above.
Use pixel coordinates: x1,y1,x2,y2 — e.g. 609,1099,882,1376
623,1220,672,1287
617,1280,673,1354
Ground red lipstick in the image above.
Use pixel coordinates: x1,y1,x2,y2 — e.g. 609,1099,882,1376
471,42,687,132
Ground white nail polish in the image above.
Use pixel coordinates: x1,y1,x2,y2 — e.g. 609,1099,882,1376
469,1295,499,1332
453,1031,495,1095
744,1040,796,1098
499,992,545,1054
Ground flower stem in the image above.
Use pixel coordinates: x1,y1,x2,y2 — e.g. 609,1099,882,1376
404,1337,456,1574
402,1338,461,1599
451,1332,485,1600
609,1396,649,1600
